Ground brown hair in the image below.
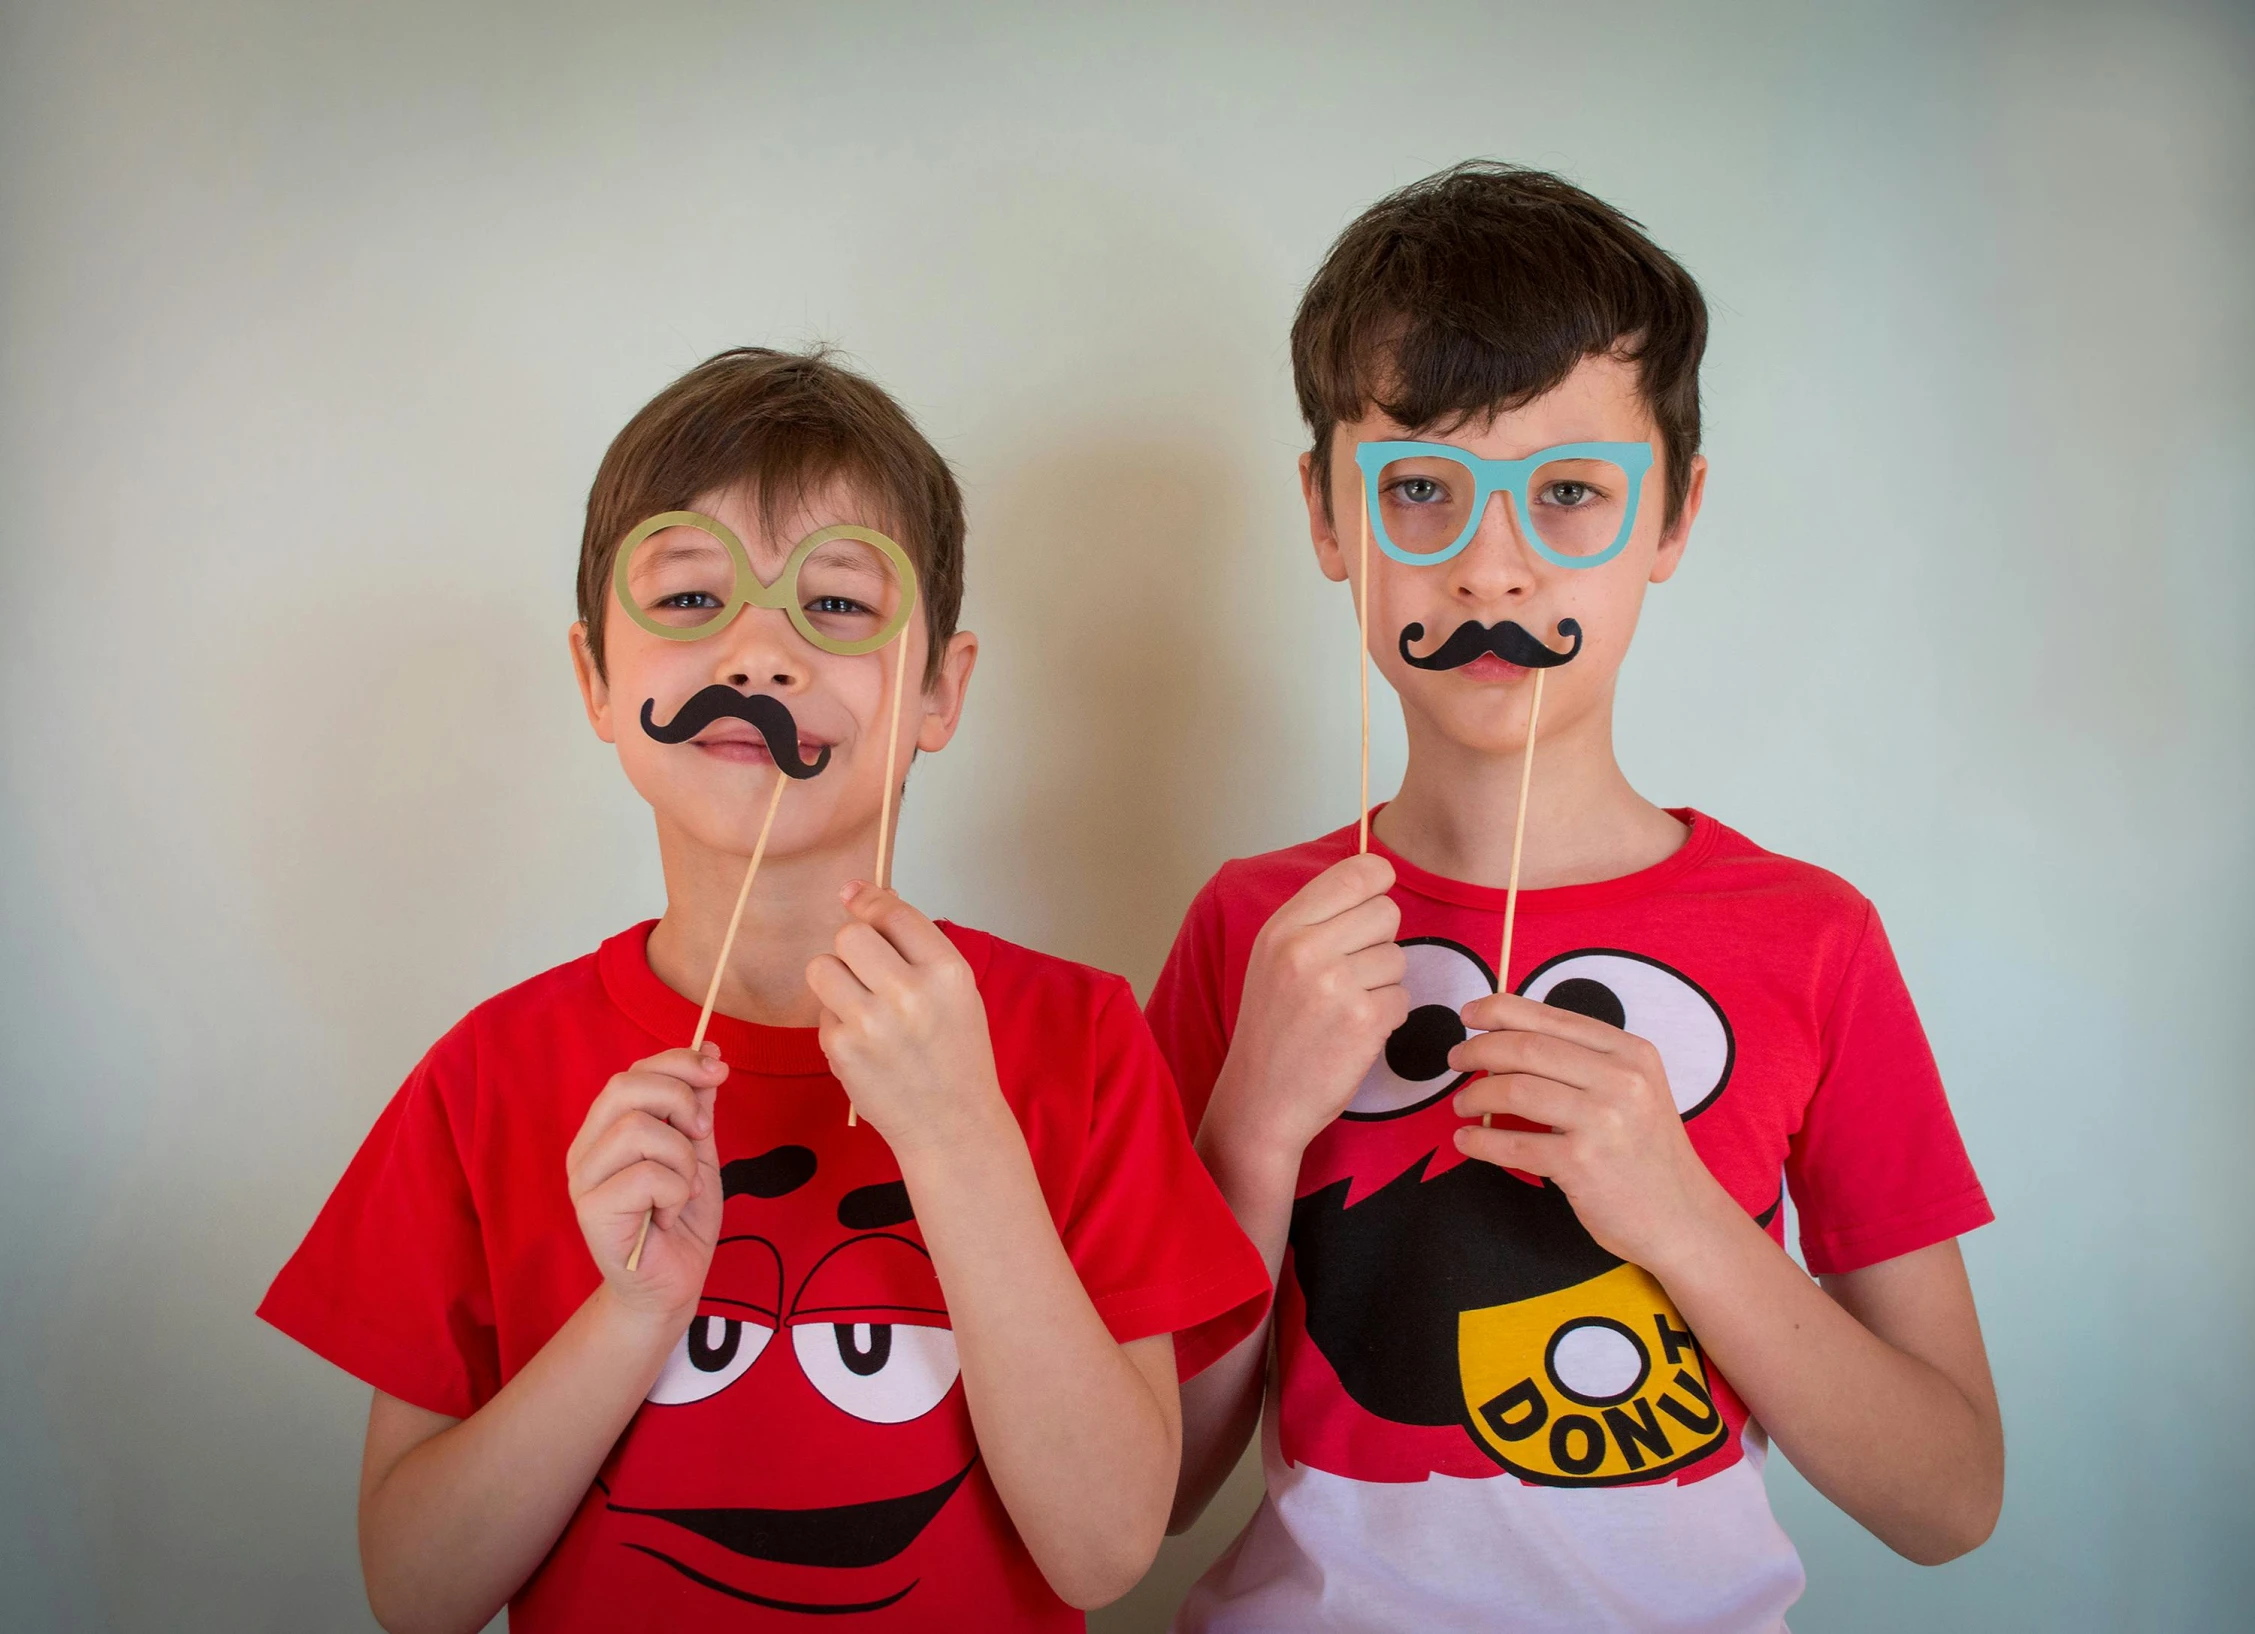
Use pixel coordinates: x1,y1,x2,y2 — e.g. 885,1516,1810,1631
1291,162,1708,531
578,346,965,684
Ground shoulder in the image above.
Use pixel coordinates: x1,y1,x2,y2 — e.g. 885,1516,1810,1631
445,944,611,1060
1190,822,1364,933
399,941,620,1143
1683,812,1875,932
942,921,1134,1020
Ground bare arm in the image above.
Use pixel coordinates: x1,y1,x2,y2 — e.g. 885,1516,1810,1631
899,1118,1183,1608
356,1047,726,1632
1168,857,1410,1532
1662,1225,2000,1561
808,885,1189,1610
1170,1060,1293,1532
358,1290,682,1632
1453,994,2003,1563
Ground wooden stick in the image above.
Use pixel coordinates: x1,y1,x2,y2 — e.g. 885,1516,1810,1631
1485,667,1546,1130
626,770,788,1272
874,628,912,891
1358,494,1372,855
848,630,913,1129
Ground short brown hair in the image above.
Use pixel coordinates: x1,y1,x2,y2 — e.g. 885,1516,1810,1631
1292,162,1707,531
578,346,965,684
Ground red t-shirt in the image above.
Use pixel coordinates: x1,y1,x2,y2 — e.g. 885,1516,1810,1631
260,920,1268,1632
1147,812,1993,1630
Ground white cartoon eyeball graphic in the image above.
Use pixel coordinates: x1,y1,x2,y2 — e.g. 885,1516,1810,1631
1520,949,1733,1119
1344,937,1496,1121
792,1321,961,1423
647,1313,774,1404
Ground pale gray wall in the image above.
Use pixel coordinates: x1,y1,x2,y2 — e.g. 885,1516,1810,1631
2,2,2249,1629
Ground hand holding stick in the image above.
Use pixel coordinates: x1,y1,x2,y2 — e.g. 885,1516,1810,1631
625,770,788,1272
847,631,914,1128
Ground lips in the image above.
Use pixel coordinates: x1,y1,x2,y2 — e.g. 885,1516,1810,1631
607,1456,978,1569
690,724,831,759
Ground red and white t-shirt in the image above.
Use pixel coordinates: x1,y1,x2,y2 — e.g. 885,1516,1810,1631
1147,811,1992,1634
260,920,1270,1632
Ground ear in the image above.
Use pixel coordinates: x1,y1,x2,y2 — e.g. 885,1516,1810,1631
1302,447,1351,585
1649,454,1706,586
569,621,617,743
914,628,979,753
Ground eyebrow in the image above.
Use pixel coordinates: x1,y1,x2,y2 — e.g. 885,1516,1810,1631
722,1146,817,1200
837,1180,914,1229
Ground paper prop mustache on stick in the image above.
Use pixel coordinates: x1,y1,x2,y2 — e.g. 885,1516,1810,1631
1398,617,1584,672
614,515,925,1261
639,685,833,778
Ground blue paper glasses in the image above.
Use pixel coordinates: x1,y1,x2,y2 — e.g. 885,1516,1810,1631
1354,440,1655,568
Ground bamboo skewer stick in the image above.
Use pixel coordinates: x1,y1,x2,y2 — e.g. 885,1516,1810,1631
1485,667,1547,1130
847,630,914,1129
625,769,788,1272
1357,496,1372,855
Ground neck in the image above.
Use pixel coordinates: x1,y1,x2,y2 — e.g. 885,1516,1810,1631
645,810,884,1029
1373,683,1687,890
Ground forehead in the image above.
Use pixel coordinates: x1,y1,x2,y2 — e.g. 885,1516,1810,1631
689,474,895,560
1349,352,1656,464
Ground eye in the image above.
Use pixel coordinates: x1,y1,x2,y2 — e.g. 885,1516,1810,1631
1393,477,1447,505
656,591,726,610
806,595,872,616
1538,481,1595,508
1343,937,1495,1120
793,1321,960,1422
647,1313,774,1404
1520,949,1734,1119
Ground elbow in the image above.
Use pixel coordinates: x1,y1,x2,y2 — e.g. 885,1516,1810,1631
1912,1491,2003,1567
1892,1460,2004,1566
1045,1514,1166,1612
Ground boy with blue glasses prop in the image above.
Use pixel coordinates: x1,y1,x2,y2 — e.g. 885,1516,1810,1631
1155,165,1999,1634
1346,437,1605,1008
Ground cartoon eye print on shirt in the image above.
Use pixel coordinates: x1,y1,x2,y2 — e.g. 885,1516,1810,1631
649,1312,776,1405
643,1208,960,1423
1344,937,1497,1120
1518,948,1735,1120
793,1323,961,1423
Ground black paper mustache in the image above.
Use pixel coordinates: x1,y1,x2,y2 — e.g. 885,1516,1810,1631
1398,617,1583,671
639,686,832,778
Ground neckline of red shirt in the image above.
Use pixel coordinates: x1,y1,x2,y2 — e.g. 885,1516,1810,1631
1356,805,1721,914
596,920,838,1078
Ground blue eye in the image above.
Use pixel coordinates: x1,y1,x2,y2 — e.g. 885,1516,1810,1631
1393,478,1446,505
808,596,870,616
1540,482,1595,508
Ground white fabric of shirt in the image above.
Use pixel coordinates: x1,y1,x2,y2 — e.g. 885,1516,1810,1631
1174,1409,1804,1634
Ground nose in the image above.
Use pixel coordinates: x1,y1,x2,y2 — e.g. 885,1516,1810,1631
1445,489,1540,611
710,604,810,695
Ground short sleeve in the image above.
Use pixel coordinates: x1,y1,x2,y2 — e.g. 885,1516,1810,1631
257,1031,499,1419
1144,871,1233,1133
1787,904,1993,1276
1060,981,1270,1380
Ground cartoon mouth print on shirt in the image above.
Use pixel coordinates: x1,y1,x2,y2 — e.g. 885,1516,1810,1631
1288,943,1775,1488
585,1144,978,1617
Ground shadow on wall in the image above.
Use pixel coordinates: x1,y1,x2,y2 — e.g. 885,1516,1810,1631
957,436,1272,996
961,437,1278,1624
